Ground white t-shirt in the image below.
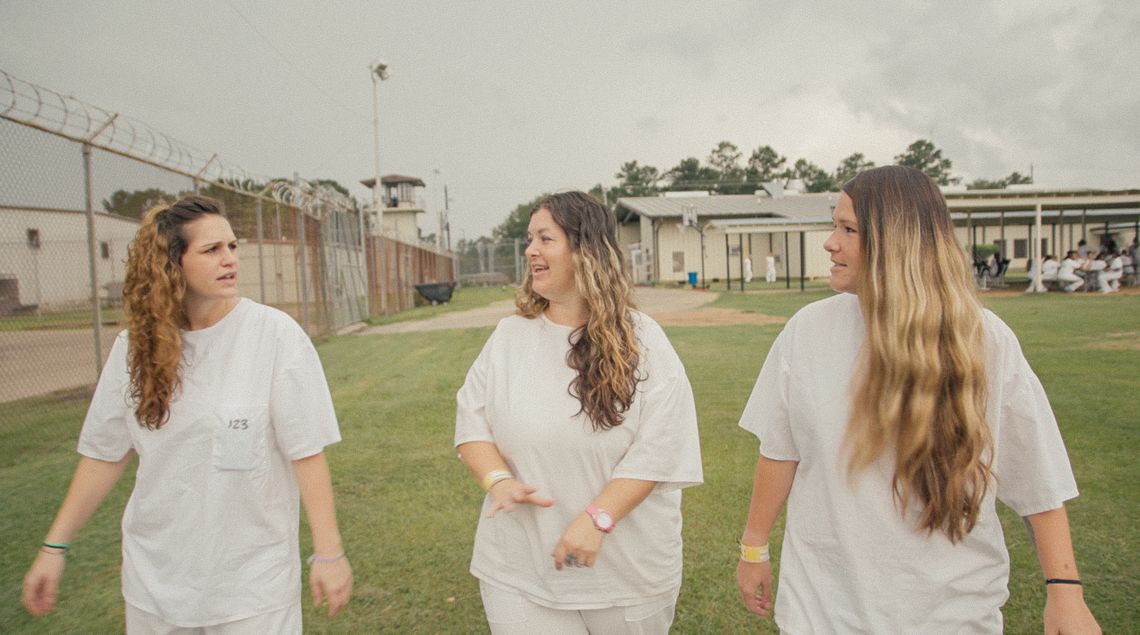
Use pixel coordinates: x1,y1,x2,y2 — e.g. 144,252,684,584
739,293,1077,634
78,298,341,627
455,312,703,610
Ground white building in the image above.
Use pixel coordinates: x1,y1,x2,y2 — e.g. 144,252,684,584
615,186,1140,287
0,206,140,313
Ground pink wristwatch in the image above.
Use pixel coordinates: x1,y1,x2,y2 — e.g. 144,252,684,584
585,503,615,533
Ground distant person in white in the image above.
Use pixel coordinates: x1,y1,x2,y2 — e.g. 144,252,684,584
455,191,702,634
21,196,352,633
1099,251,1123,293
765,252,777,283
1026,254,1060,292
734,166,1100,634
1058,251,1085,292
744,255,753,283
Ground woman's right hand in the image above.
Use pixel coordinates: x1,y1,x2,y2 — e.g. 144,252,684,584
486,479,554,517
22,550,67,616
736,559,774,618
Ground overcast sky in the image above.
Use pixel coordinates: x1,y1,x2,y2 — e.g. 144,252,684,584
2,0,1137,240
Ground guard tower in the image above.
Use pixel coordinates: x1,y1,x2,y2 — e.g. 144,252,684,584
360,174,426,242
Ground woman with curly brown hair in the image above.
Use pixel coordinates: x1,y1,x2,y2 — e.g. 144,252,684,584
734,166,1099,633
22,195,352,633
455,191,703,633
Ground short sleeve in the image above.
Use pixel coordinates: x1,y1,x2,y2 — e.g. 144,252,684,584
611,324,703,491
454,329,498,446
989,323,1078,516
77,332,134,461
738,328,798,461
269,321,341,460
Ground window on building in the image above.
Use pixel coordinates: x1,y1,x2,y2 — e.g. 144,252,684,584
1013,239,1027,258
672,251,685,273
26,229,41,249
100,242,110,259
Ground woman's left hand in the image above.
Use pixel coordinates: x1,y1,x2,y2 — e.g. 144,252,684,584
1044,585,1101,634
551,513,604,570
309,557,353,618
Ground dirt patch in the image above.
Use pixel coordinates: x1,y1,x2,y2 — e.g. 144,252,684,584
654,308,788,327
1085,331,1140,351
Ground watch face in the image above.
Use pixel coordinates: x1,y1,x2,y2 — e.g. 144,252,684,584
595,511,615,531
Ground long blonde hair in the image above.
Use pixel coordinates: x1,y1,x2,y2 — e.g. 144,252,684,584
843,166,992,543
123,195,224,429
516,191,641,431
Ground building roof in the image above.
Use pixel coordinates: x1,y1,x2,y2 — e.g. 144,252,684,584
617,189,1140,229
616,192,839,222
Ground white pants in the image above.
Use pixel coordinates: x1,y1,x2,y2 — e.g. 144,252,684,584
479,581,677,635
765,269,777,283
125,602,301,635
1099,270,1122,291
1058,272,1083,292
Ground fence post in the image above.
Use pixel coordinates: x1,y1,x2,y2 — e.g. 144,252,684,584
357,207,370,317
295,173,310,334
256,197,266,303
514,238,521,284
82,143,104,377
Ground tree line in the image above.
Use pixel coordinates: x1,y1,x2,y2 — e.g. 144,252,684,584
486,138,1033,241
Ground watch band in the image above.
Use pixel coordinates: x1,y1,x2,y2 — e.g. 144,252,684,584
585,503,615,533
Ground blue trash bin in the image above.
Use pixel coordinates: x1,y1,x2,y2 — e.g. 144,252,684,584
687,271,698,287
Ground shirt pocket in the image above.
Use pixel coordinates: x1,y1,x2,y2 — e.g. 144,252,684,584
212,404,269,470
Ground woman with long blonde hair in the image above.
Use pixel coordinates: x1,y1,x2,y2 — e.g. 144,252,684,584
734,166,1099,632
456,191,703,633
22,195,352,632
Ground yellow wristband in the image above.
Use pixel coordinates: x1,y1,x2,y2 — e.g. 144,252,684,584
481,469,513,491
740,541,770,563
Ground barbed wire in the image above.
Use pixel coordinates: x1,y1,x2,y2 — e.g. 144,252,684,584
0,68,354,216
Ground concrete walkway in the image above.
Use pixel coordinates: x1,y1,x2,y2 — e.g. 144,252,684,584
357,286,720,335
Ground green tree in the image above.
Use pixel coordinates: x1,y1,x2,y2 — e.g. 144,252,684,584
665,157,718,191
101,188,173,219
834,152,875,185
966,177,1007,190
894,139,960,185
613,161,661,197
746,145,787,182
1006,171,1033,185
492,193,550,241
790,158,837,193
966,171,1034,190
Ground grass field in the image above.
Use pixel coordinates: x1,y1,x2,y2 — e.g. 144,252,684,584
1,290,1137,633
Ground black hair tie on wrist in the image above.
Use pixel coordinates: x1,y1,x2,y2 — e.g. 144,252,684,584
1045,578,1082,585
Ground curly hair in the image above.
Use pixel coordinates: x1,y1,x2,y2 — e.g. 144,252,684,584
122,195,224,429
842,166,993,543
515,191,642,431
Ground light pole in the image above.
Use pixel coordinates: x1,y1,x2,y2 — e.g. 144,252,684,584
370,59,390,314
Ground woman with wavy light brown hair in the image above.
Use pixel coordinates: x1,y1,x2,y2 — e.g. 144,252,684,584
735,166,1100,633
22,195,352,633
455,191,703,633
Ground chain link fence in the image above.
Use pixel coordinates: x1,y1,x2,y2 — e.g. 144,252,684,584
1,69,454,431
455,238,526,286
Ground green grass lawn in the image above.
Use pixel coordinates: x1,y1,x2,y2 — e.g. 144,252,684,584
2,291,1136,633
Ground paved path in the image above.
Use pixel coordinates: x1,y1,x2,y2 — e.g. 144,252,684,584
357,287,720,335
0,328,118,403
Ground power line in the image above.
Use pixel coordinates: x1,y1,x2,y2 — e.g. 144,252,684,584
221,0,368,122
